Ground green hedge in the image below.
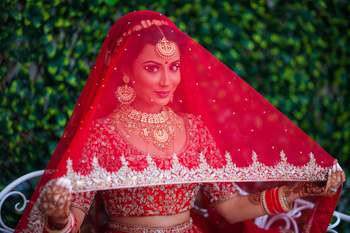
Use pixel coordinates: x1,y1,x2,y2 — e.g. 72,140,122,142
1,0,349,231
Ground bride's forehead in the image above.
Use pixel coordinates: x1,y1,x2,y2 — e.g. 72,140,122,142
134,44,180,62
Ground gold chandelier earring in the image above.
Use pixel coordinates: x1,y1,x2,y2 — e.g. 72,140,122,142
115,75,136,105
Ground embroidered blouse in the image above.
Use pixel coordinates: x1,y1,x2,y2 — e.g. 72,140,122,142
71,113,239,217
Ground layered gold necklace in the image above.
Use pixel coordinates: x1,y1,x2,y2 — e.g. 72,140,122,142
111,105,183,151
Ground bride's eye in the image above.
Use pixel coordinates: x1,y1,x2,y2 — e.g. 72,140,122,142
145,65,159,72
170,63,180,72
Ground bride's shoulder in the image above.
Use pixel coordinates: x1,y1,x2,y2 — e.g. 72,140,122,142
93,116,112,126
178,112,205,128
89,115,115,133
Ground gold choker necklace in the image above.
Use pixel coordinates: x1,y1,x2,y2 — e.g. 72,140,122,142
111,105,183,151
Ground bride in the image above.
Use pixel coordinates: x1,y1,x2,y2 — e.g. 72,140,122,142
16,11,345,233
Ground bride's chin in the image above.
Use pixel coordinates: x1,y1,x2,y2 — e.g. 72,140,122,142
155,98,171,106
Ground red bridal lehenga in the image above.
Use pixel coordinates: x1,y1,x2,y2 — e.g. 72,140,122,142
15,10,340,233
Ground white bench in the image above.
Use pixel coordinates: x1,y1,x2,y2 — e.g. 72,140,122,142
1,171,349,232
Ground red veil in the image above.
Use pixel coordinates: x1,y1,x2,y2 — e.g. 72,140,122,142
16,10,339,233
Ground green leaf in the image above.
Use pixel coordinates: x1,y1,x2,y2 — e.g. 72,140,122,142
39,34,53,43
66,75,77,86
9,9,22,21
48,63,58,75
56,113,67,127
104,0,119,6
45,44,56,58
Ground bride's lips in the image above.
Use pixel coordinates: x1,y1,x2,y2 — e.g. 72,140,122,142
154,91,170,98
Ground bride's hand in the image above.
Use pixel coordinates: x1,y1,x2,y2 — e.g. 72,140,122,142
39,178,72,228
320,163,346,196
303,163,345,197
287,163,346,198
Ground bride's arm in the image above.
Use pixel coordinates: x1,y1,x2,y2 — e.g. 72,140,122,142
214,164,345,224
45,207,85,233
40,178,93,233
213,187,298,224
69,207,85,233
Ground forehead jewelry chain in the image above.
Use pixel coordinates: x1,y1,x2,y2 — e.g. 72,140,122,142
155,26,176,59
112,105,183,151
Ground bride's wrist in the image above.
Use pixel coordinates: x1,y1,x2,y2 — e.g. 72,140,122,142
44,212,75,233
284,184,303,202
47,216,69,229
259,186,294,215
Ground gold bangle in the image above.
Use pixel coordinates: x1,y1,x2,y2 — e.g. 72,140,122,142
260,190,271,215
279,186,294,211
44,214,71,233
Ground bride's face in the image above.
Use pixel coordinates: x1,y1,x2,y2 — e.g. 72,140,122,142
130,43,181,113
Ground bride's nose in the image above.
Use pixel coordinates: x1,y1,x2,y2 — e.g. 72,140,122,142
159,70,170,86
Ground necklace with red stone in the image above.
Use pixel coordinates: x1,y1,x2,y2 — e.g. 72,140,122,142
111,104,183,151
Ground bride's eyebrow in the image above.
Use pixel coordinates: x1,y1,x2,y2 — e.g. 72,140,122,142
170,60,180,65
143,60,161,65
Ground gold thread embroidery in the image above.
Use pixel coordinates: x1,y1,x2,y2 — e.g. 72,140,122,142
20,180,56,233
209,191,239,206
64,151,328,191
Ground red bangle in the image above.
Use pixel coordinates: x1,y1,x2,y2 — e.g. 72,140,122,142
271,188,280,213
271,187,281,214
265,188,278,215
261,186,294,216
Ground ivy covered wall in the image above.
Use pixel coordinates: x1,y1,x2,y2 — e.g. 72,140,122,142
1,0,349,231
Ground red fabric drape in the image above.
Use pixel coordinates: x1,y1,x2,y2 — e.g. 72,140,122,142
15,10,339,233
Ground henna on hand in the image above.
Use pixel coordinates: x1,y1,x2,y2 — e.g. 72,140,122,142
304,182,326,195
322,163,345,197
284,189,291,198
286,181,325,198
289,182,306,197
40,178,72,229
291,163,346,198
247,192,261,205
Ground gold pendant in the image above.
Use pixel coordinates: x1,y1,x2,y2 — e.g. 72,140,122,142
156,37,176,59
112,105,183,151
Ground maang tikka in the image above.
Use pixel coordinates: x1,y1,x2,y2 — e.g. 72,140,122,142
115,75,136,105
155,26,176,59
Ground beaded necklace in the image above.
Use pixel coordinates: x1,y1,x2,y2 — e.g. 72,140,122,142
111,105,183,151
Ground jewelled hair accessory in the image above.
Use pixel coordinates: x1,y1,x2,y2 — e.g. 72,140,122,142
155,26,176,59
115,19,176,59
116,19,170,47
111,105,183,151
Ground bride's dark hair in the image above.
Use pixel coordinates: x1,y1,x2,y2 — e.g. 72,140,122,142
117,24,186,74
